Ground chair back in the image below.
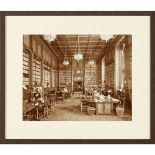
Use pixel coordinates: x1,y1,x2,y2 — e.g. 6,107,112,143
49,94,56,101
57,92,63,97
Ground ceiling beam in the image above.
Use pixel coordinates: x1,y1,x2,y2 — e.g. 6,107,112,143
55,38,65,56
92,37,101,57
58,56,98,59
84,35,91,58
65,35,72,57
97,35,121,61
39,35,59,59
53,41,100,43
48,45,105,48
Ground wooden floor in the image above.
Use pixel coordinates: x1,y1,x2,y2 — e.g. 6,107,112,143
42,94,132,121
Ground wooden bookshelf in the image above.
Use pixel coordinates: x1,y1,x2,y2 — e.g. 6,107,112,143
55,70,58,87
59,69,66,87
66,69,72,85
85,68,97,85
43,64,50,88
105,62,114,88
23,51,30,86
33,57,41,85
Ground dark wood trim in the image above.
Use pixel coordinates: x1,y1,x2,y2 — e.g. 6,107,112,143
0,12,5,142
0,11,154,16
39,35,59,60
55,38,65,56
0,139,154,144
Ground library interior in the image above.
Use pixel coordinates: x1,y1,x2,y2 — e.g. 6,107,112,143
23,34,132,121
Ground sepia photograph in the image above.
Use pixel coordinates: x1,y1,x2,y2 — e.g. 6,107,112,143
2,13,151,141
23,34,132,121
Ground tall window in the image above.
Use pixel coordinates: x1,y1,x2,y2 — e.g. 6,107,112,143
101,57,105,83
115,43,125,90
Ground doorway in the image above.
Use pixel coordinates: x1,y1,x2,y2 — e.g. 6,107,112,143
73,81,83,93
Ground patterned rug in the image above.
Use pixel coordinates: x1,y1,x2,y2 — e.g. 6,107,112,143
42,94,132,121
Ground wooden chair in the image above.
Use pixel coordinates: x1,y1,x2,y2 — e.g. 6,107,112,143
43,97,55,118
49,94,57,106
56,92,64,103
116,97,125,117
43,99,50,118
80,95,89,112
87,107,96,115
23,113,31,121
49,94,56,113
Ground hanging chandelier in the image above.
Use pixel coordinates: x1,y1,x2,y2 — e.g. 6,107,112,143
88,51,94,65
44,34,56,42
74,35,83,62
63,58,69,65
88,58,95,65
77,70,81,74
63,51,69,66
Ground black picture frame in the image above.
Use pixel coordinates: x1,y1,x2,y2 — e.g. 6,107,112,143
0,11,155,144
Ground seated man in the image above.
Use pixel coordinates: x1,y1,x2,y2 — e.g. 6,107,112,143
63,87,68,98
100,94,105,101
33,87,41,100
93,90,100,99
49,87,56,95
63,87,68,93
56,88,64,100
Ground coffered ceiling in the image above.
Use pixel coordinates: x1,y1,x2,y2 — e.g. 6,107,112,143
49,34,114,59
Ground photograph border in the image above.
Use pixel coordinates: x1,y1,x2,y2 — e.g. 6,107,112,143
0,11,155,144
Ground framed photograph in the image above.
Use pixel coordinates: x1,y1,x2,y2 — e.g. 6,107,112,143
0,11,154,144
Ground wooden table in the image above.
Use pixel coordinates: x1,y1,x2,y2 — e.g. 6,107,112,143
23,102,45,120
84,96,121,115
95,101,114,115
23,102,35,120
23,103,35,114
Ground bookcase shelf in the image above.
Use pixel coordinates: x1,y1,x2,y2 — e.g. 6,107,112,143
33,57,41,85
23,51,30,86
